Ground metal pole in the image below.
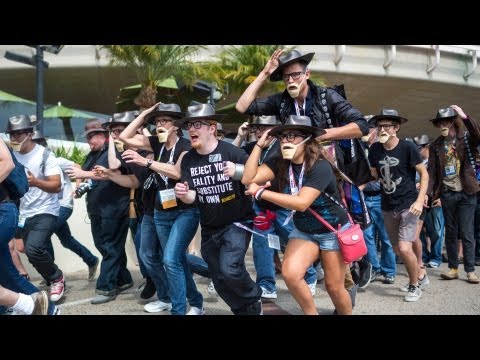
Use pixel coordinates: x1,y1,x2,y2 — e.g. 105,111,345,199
35,45,44,133
210,85,215,109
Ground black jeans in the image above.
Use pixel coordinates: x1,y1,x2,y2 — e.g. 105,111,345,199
201,223,261,313
441,189,477,272
24,213,62,282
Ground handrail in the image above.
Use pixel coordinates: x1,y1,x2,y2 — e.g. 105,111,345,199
464,50,477,80
334,45,346,66
383,45,396,69
426,45,440,74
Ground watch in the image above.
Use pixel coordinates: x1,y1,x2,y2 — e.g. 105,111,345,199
146,159,153,168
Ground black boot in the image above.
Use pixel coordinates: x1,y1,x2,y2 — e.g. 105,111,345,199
140,277,156,299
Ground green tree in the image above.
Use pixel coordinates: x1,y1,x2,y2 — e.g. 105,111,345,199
101,45,207,109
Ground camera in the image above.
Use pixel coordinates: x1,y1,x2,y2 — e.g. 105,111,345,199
75,180,94,198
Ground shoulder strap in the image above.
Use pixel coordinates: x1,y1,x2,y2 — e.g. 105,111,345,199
40,148,52,175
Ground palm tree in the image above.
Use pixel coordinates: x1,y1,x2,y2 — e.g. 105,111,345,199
101,45,207,109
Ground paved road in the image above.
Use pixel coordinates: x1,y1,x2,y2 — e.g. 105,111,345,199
39,248,479,316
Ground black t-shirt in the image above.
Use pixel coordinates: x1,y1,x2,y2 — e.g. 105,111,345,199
265,158,348,234
149,135,195,212
369,140,422,212
82,144,130,218
127,149,153,216
181,141,254,229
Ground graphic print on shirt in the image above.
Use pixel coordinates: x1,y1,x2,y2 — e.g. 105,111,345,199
189,157,235,204
379,156,402,194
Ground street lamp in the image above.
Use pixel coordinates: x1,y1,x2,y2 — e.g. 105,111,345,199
4,45,64,133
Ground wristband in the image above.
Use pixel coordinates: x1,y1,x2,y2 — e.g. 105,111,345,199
232,164,244,180
255,188,266,201
255,143,264,150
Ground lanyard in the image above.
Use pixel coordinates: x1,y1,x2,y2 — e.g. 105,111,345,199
294,99,306,116
283,162,305,226
157,137,179,187
233,222,267,238
259,139,277,165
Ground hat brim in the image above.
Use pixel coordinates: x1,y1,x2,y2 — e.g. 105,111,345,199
268,124,326,138
270,53,315,82
174,114,227,128
82,128,108,137
429,115,456,123
369,115,408,125
145,111,185,125
101,121,132,129
6,126,33,134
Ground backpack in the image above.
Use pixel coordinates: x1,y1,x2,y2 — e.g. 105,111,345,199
3,149,29,200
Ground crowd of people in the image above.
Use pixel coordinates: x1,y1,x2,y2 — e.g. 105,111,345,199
1,49,479,315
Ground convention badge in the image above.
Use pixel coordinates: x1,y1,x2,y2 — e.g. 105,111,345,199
268,234,280,250
158,188,177,209
209,153,221,163
18,214,26,228
445,165,456,176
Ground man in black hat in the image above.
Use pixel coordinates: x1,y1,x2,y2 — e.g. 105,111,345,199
174,103,262,315
235,49,370,183
368,109,429,302
427,105,480,284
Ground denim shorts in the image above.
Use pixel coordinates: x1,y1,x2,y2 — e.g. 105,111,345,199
289,223,351,251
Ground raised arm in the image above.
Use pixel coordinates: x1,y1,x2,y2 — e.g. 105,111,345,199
119,103,159,151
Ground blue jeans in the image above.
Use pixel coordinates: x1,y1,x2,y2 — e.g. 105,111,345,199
154,208,202,315
363,195,396,276
130,216,148,278
252,205,316,292
0,201,38,295
201,223,262,313
186,253,209,278
474,193,480,261
139,214,170,303
90,214,132,296
421,206,444,265
52,206,97,267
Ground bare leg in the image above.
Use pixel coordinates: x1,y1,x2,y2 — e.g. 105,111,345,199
9,239,29,278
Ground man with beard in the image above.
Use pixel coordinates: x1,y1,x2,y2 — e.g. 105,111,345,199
368,109,429,302
174,103,262,315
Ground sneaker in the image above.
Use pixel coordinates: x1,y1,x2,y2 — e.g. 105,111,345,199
49,275,65,302
260,287,278,299
186,306,205,315
371,270,380,282
358,261,373,289
31,291,49,315
426,261,440,268
467,272,480,284
144,300,172,313
404,284,422,302
91,294,116,305
315,262,325,282
441,268,459,280
88,257,99,281
207,280,217,295
400,274,429,292
116,282,134,293
140,277,156,299
308,280,317,296
383,275,395,284
47,301,61,315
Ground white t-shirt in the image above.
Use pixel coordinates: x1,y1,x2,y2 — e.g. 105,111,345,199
56,157,74,208
15,144,61,218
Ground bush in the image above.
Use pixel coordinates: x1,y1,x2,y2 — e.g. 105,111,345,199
51,142,88,165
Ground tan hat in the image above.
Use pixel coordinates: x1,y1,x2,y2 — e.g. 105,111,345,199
82,118,108,137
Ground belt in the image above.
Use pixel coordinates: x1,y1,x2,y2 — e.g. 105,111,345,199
363,190,381,196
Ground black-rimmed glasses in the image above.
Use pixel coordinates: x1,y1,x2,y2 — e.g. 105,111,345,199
282,71,305,82
278,133,307,142
184,121,211,130
377,124,395,131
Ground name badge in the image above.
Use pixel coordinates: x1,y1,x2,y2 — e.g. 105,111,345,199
445,165,456,176
159,189,177,209
268,234,280,250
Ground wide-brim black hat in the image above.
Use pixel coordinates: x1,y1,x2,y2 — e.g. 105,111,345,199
249,115,282,127
369,109,408,125
270,50,315,82
174,103,226,128
269,115,326,138
429,107,457,123
414,134,430,146
145,103,185,125
102,110,139,129
6,115,34,133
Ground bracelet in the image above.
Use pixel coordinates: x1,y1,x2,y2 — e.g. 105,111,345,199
255,143,264,150
255,188,266,201
232,164,244,180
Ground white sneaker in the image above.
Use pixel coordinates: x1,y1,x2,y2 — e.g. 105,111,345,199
404,284,422,302
400,274,430,292
308,280,317,296
186,306,205,315
144,300,172,313
260,287,278,299
207,280,217,295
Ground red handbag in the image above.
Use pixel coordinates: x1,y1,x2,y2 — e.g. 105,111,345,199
308,208,367,264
